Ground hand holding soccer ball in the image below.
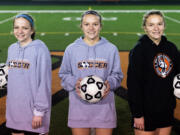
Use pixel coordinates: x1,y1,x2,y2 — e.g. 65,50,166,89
173,73,180,98
0,63,8,89
103,80,110,98
77,75,108,103
75,78,82,97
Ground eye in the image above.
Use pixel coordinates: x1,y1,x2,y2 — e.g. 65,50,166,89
93,23,99,26
83,23,89,26
158,22,163,26
22,26,31,30
148,23,153,27
24,27,29,30
14,26,19,29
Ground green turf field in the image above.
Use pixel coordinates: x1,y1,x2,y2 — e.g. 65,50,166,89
0,5,180,63
0,5,180,135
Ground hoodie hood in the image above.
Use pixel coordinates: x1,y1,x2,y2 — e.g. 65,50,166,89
8,39,46,74
71,37,109,78
139,34,167,47
72,37,110,74
13,39,44,60
16,40,39,61
73,36,109,48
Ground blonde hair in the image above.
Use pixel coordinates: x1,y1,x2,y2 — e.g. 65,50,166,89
81,10,102,27
142,10,165,27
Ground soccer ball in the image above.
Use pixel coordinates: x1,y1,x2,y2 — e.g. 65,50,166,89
173,74,180,98
79,75,106,103
0,63,8,89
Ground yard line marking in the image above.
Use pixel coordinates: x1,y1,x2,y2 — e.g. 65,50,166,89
164,15,180,24
0,10,180,13
62,17,117,21
102,17,117,21
136,33,142,37
40,32,45,36
113,32,118,36
0,13,24,24
63,17,71,21
64,33,69,36
0,15,15,24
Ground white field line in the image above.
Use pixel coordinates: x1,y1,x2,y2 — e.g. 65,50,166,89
136,33,142,37
164,15,180,24
0,15,15,24
0,13,23,24
63,17,117,21
0,10,180,13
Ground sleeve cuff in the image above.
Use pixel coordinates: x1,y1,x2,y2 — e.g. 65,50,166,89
132,112,143,118
33,109,44,117
107,78,114,90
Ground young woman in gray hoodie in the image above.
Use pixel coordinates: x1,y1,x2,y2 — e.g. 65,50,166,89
6,14,51,135
59,10,123,135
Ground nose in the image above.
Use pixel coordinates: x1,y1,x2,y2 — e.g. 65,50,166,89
154,25,159,31
18,28,23,33
89,24,94,30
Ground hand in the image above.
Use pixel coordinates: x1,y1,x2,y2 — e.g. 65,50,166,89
32,116,43,129
75,78,82,97
103,80,110,98
134,117,144,130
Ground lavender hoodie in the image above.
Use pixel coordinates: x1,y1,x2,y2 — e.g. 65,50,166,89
6,40,51,133
59,37,123,128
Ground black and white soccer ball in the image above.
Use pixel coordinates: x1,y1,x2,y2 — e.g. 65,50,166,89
173,74,180,98
79,75,106,103
0,63,8,89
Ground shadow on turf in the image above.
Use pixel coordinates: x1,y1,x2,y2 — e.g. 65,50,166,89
0,88,7,98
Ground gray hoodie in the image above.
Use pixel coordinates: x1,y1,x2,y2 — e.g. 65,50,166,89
6,39,51,133
59,37,123,128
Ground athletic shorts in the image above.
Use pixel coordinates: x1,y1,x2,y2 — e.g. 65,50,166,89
132,110,175,131
9,128,41,135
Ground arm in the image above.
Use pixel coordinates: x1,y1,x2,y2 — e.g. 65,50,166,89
6,45,12,66
127,45,144,118
6,48,10,65
59,48,78,91
33,47,52,123
107,47,123,91
134,117,145,130
173,45,180,74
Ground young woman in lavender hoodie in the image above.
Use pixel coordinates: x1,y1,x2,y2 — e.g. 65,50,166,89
6,14,51,135
59,10,123,135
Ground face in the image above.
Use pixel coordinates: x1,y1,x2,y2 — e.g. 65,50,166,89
13,17,33,45
143,14,165,44
81,14,101,42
